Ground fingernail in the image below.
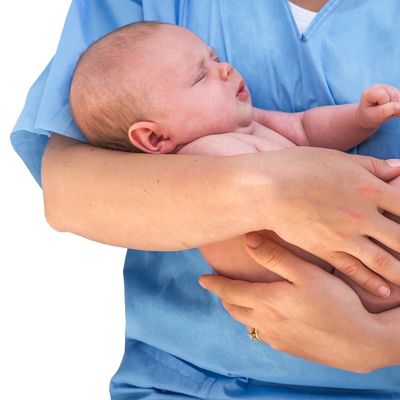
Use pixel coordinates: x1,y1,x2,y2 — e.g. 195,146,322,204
378,286,391,298
387,159,400,168
198,278,207,289
245,232,264,248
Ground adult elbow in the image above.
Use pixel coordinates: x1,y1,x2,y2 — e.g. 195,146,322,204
43,194,67,232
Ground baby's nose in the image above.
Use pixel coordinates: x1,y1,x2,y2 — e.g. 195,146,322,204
218,62,233,81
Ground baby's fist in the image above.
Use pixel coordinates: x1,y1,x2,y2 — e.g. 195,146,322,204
358,84,400,129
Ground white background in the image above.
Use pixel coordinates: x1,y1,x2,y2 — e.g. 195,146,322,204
0,2,126,399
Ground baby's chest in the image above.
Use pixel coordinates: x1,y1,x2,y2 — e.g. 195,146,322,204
229,128,295,152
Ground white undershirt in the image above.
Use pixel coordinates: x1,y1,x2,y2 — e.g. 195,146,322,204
288,2,318,34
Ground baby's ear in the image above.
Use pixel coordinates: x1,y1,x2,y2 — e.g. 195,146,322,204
128,121,175,154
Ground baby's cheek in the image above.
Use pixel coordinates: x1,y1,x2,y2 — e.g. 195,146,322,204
334,270,400,313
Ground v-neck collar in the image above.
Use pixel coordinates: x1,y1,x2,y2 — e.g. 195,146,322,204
283,0,344,41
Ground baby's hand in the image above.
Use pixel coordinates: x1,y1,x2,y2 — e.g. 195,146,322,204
357,84,400,129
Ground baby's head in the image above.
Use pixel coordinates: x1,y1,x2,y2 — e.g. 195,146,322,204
70,22,253,153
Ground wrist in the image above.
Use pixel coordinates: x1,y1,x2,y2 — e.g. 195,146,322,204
229,152,283,232
227,151,281,234
339,313,388,373
355,104,379,131
371,310,400,369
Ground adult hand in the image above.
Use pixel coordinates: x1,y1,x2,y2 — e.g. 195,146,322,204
255,147,400,296
199,231,398,373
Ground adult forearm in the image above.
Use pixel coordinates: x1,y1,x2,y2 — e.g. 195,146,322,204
42,135,400,294
42,134,266,250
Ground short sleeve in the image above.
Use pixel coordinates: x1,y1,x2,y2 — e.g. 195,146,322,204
10,0,145,185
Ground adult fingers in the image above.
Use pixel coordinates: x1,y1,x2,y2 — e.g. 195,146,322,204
221,300,254,327
374,180,400,218
244,231,320,284
348,154,400,182
353,238,400,287
367,216,400,257
199,274,264,308
325,251,390,297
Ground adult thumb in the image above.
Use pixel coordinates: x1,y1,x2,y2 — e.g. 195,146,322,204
353,155,400,181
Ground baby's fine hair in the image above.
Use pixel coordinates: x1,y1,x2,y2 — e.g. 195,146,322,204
69,21,164,152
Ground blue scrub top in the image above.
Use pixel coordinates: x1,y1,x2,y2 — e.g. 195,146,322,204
11,1,400,398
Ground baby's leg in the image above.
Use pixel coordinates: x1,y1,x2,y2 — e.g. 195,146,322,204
200,233,279,283
200,230,333,283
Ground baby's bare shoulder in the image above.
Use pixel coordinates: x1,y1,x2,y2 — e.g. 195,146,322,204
177,133,258,156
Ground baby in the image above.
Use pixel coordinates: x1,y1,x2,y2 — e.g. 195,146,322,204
70,21,400,312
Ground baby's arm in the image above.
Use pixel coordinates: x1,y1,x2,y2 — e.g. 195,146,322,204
255,84,400,150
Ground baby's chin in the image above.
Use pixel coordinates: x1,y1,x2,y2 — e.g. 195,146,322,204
334,270,400,313
236,111,255,130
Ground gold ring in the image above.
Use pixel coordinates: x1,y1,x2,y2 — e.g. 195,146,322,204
248,328,263,343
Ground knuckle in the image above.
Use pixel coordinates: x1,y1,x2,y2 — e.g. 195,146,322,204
359,182,383,200
259,243,286,268
365,159,379,178
358,275,375,291
359,182,378,197
340,260,361,277
371,251,391,273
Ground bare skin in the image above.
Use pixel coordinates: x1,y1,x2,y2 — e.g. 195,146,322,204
290,0,327,12
172,83,400,311
196,0,400,369
69,22,400,298
200,219,400,314
199,231,400,372
42,0,400,370
43,135,400,291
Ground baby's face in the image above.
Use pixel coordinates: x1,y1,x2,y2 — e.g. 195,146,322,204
138,25,253,147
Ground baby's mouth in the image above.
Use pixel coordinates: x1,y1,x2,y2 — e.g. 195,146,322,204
236,80,249,101
236,80,245,95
